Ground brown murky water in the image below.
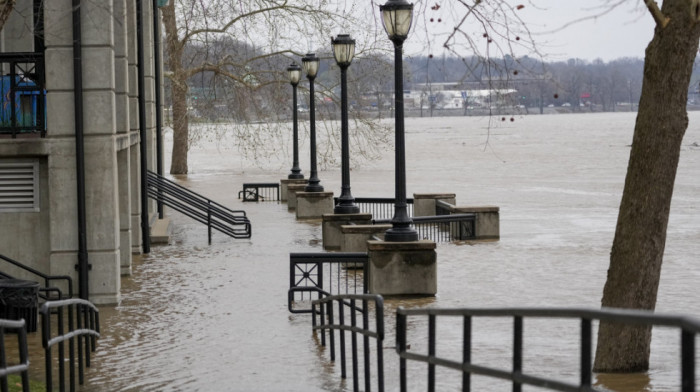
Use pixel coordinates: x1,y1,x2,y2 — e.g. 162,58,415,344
18,112,700,390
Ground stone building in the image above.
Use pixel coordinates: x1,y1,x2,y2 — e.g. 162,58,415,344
0,0,163,304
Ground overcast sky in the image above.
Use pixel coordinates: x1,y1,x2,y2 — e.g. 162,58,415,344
393,0,656,61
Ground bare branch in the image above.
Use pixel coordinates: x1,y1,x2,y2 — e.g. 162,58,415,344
644,0,670,28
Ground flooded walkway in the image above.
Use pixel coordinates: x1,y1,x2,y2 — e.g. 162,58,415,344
29,112,699,390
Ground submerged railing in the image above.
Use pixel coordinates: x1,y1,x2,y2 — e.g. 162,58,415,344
0,318,30,392
146,170,251,242
238,183,280,202
373,213,476,242
395,307,700,392
288,252,368,314
335,197,414,221
40,298,100,392
0,252,72,300
312,294,385,392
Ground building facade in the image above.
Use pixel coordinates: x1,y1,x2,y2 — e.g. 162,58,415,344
0,0,161,304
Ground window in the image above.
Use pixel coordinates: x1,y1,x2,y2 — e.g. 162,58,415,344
0,159,40,212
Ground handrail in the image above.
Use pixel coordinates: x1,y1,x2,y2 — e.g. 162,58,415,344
0,252,72,300
373,213,477,242
396,306,700,392
0,318,30,391
146,170,251,242
288,252,368,314
40,298,100,392
335,197,414,220
312,294,385,392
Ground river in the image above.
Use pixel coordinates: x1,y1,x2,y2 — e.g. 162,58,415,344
25,112,700,391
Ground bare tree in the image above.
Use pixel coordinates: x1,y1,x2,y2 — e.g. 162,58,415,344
161,0,391,174
443,0,698,372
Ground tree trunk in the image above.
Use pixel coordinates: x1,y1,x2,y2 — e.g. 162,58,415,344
594,0,700,372
161,2,189,174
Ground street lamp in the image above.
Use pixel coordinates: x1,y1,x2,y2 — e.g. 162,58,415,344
380,0,418,242
302,53,323,192
287,62,304,179
331,34,359,214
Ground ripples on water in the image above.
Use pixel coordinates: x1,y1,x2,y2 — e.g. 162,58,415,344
39,113,697,391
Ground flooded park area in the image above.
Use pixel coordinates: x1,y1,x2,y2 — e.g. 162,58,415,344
18,112,700,390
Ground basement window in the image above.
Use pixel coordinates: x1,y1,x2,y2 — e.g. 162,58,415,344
0,159,40,212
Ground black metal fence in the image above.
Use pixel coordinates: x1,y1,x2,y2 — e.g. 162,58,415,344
146,170,251,242
238,183,280,202
312,294,385,392
0,252,73,300
0,52,46,138
288,252,368,314
0,318,30,392
395,307,700,392
40,299,100,392
335,197,414,221
373,214,476,242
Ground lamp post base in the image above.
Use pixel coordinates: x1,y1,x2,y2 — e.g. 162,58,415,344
305,182,324,192
334,203,360,214
384,226,419,242
288,173,304,180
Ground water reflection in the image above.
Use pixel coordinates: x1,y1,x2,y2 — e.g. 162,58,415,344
596,372,652,392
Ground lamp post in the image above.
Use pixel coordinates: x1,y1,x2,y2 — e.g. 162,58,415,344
331,34,359,214
380,0,418,242
302,53,323,192
287,62,304,179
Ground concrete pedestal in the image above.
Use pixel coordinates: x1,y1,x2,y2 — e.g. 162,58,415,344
367,240,437,296
453,205,500,240
413,193,456,216
280,178,307,202
296,192,334,219
287,184,307,211
340,224,391,252
322,213,372,250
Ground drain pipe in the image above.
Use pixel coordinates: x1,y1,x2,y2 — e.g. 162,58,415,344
72,0,90,300
152,0,164,219
137,0,151,253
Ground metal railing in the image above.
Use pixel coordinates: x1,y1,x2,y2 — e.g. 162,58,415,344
335,197,414,220
288,252,368,314
0,252,72,300
146,170,251,242
0,52,46,138
0,318,30,392
238,183,280,202
373,213,476,242
395,307,700,392
40,298,100,392
312,294,385,392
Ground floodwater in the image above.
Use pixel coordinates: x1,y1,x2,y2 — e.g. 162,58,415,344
21,112,700,390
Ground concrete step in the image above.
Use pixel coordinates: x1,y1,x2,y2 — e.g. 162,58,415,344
150,218,172,244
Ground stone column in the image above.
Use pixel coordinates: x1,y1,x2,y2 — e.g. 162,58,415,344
45,0,122,304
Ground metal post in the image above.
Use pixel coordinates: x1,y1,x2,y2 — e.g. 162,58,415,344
137,0,151,253
334,63,359,213
385,39,418,242
152,0,164,219
305,68,323,192
288,82,303,179
72,0,90,300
